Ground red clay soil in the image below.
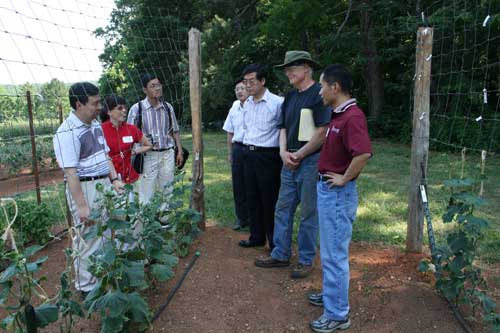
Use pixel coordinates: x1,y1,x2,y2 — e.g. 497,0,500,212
1,225,479,332
0,169,63,197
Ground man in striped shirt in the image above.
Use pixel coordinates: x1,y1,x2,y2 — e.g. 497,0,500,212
238,64,284,250
127,73,184,203
53,82,124,295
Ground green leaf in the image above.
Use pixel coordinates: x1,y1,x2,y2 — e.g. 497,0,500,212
23,245,44,258
101,315,124,333
127,292,150,324
95,289,129,318
1,314,14,329
0,264,19,283
83,225,98,241
34,303,59,327
443,178,475,188
98,243,116,266
454,192,487,207
418,260,429,272
123,262,146,288
107,218,130,230
151,264,175,282
152,253,179,267
478,293,497,313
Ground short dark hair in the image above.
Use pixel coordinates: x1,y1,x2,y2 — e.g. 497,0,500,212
100,95,127,122
69,82,99,110
141,73,160,88
233,77,244,87
321,64,353,94
242,64,267,82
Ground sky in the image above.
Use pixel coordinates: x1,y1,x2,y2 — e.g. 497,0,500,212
0,0,115,85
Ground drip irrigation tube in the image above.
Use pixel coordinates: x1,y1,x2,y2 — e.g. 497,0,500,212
151,250,201,323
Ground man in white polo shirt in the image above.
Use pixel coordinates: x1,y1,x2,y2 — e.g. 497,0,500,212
53,82,124,295
223,77,250,230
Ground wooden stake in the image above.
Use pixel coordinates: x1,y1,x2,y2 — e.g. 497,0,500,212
26,91,41,205
188,28,205,230
407,27,433,253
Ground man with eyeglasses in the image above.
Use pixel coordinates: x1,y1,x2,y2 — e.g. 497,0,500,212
238,64,284,250
223,77,250,230
254,51,330,279
127,73,184,203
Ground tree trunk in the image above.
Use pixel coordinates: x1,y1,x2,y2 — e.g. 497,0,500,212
360,3,384,122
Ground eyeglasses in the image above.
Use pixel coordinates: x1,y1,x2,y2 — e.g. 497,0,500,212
243,78,258,86
148,83,162,89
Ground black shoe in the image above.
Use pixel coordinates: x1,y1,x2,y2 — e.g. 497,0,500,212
310,315,351,332
308,292,323,306
254,255,290,268
80,290,89,301
238,240,265,248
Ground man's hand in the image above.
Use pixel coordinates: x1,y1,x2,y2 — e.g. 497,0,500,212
290,151,305,165
280,151,299,170
112,179,125,193
176,150,184,167
78,204,92,225
325,172,347,187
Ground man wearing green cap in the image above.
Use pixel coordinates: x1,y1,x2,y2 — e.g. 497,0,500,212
255,51,330,278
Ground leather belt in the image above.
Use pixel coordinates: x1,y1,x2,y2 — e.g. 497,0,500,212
152,147,174,152
247,145,279,152
79,174,108,182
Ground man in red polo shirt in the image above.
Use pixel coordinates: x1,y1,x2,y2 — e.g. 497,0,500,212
309,64,372,332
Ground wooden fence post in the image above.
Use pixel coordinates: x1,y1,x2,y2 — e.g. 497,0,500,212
407,27,433,252
188,28,205,230
26,91,41,204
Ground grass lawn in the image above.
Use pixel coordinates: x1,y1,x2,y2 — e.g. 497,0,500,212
195,131,500,263
3,130,499,262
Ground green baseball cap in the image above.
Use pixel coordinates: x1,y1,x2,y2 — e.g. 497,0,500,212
274,50,321,69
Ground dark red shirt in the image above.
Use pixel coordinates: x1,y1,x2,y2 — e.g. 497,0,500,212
318,104,372,175
102,121,143,183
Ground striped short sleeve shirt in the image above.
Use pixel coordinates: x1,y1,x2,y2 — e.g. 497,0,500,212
127,98,179,150
53,112,110,178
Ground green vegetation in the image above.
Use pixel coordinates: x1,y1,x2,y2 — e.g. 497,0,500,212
419,178,500,330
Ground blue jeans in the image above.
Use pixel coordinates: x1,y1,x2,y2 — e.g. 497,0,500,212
317,179,358,321
271,152,319,265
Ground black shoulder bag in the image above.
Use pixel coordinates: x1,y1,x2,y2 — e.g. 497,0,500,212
132,101,145,174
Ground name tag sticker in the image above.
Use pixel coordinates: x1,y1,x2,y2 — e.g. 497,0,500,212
122,136,133,143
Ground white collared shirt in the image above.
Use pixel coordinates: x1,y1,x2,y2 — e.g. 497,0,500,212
223,100,246,143
242,89,284,147
333,98,357,114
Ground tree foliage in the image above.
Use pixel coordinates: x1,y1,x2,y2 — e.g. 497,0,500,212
95,0,500,149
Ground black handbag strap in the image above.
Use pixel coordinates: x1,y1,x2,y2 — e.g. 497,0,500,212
136,100,143,131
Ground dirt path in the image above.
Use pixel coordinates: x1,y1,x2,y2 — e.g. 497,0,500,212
151,226,462,332
4,226,468,332
0,169,63,197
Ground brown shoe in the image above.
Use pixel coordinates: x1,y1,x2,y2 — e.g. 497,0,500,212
254,255,290,268
291,263,313,278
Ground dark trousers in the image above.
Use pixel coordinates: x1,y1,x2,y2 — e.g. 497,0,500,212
244,148,282,248
231,143,249,226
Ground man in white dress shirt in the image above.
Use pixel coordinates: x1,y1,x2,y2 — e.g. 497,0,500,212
223,77,250,230
237,64,284,249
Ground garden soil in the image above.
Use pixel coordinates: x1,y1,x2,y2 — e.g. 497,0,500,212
7,224,480,332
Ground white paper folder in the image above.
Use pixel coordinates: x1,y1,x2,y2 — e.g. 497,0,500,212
298,108,315,141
